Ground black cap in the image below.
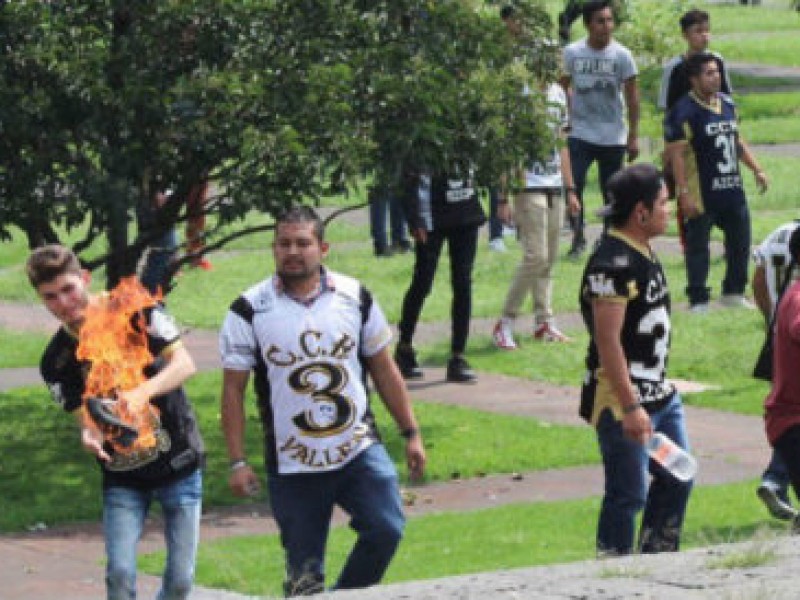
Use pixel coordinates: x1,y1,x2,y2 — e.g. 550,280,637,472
596,163,664,222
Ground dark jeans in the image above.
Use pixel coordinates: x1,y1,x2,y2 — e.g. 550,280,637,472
488,188,503,240
773,425,800,502
399,224,479,355
595,395,693,555
762,449,791,495
369,195,408,252
684,201,751,306
567,137,626,247
268,444,404,594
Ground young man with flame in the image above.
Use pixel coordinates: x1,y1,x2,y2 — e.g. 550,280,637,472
219,206,425,596
27,244,204,600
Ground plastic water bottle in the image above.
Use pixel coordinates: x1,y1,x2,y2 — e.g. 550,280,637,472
646,433,697,482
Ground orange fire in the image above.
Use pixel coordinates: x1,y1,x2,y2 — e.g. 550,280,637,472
76,276,162,454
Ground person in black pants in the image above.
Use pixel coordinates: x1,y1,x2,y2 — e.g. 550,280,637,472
395,167,486,383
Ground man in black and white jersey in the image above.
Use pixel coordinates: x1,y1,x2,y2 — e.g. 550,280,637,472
580,163,693,556
219,206,425,596
751,221,800,521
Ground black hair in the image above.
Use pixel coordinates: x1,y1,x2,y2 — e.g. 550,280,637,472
685,51,717,79
500,5,515,20
602,163,664,228
276,205,325,241
679,9,710,32
582,0,611,25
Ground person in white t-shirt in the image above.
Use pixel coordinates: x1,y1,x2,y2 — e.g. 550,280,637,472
493,80,580,348
560,0,639,259
219,206,425,596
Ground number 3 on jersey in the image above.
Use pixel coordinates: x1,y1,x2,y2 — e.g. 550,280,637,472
629,306,670,382
289,362,355,437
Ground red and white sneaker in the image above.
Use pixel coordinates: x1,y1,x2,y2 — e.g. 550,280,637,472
492,320,517,350
533,322,571,343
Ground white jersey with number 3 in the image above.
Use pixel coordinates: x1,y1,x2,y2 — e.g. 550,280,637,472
219,271,392,475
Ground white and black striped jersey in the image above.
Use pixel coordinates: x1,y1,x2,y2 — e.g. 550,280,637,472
753,221,800,316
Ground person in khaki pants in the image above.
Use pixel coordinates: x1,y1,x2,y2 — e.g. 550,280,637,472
493,81,580,349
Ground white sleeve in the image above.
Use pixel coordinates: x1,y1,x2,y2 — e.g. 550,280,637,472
657,59,677,111
619,46,638,81
219,310,258,370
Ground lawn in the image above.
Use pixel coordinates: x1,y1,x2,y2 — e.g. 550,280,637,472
140,478,787,598
0,370,599,532
3,0,800,593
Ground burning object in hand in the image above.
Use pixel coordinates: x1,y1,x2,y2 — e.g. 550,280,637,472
86,397,139,448
76,277,161,454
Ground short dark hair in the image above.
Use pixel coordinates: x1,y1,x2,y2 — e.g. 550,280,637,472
679,9,709,32
686,51,717,79
276,205,325,241
26,244,83,288
500,5,515,20
582,0,611,25
600,163,664,228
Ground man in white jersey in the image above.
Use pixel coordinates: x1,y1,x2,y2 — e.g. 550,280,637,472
752,221,800,521
219,206,425,596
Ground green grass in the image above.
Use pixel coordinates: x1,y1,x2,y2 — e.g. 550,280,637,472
715,31,800,68
0,370,598,532
0,328,49,368
139,478,787,597
705,2,800,34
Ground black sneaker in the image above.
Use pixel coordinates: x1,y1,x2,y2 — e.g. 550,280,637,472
758,482,797,521
394,344,423,379
566,241,586,261
446,356,477,384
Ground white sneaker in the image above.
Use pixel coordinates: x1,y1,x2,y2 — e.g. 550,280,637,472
493,320,517,350
488,238,507,253
719,294,755,310
689,303,709,314
534,321,571,343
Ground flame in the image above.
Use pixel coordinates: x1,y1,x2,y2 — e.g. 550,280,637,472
76,276,162,454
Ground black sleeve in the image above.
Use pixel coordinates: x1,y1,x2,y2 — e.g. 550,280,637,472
399,162,424,230
39,330,85,413
718,59,732,96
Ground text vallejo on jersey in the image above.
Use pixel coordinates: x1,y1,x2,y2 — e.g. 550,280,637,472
280,427,369,470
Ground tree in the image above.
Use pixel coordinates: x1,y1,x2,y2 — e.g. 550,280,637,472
1,0,557,290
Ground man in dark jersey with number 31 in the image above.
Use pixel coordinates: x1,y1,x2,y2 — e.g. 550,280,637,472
665,52,768,313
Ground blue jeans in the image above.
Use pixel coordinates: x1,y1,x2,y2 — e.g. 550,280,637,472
103,469,202,600
684,201,751,306
567,137,626,247
268,444,405,595
595,395,693,555
369,195,408,252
